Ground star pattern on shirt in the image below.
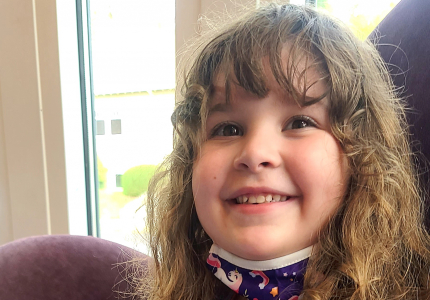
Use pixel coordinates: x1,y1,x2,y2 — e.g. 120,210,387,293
270,287,278,297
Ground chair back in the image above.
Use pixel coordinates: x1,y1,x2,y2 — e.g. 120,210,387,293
0,235,148,300
371,0,430,224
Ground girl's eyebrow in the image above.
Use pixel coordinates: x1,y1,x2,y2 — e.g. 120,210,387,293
208,102,231,115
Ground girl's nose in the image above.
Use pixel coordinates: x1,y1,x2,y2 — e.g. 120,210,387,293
233,131,282,172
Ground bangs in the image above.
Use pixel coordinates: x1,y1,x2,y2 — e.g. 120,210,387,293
177,3,367,138
189,4,330,110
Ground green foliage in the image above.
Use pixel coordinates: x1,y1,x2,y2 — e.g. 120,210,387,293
316,0,331,10
122,164,157,197
97,157,108,190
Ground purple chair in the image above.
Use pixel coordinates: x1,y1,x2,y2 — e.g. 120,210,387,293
371,0,430,223
0,235,148,300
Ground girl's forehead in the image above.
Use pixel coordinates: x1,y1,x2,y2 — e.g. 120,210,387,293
208,80,330,116
208,83,261,113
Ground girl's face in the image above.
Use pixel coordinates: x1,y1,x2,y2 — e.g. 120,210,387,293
192,63,348,261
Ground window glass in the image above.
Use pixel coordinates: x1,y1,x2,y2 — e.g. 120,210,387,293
90,0,175,252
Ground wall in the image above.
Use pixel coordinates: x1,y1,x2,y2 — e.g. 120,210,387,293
0,1,68,244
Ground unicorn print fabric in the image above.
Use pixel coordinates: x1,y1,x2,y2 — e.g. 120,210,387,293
207,244,311,300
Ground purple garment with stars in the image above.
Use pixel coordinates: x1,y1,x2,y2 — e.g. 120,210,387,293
206,244,311,300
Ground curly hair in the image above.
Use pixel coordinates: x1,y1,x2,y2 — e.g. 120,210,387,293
138,3,430,300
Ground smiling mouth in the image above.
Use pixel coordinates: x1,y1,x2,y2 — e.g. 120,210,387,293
234,194,292,204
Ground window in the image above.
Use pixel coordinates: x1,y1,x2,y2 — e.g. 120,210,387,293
88,0,175,250
111,119,121,135
115,174,122,188
96,120,105,135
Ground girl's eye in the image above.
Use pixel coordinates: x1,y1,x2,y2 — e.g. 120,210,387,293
284,116,317,130
211,123,243,137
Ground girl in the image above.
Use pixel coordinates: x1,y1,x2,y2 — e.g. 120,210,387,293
138,3,430,300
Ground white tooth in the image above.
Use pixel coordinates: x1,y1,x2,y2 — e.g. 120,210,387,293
249,196,257,204
257,195,265,203
280,195,287,202
273,195,281,202
243,196,248,203
237,196,243,204
265,194,272,202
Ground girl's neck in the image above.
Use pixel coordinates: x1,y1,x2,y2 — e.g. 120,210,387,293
208,244,312,300
210,244,313,270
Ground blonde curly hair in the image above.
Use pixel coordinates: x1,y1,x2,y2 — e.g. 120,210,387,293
138,3,430,300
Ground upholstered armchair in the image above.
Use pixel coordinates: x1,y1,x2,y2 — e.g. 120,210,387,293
0,235,147,299
371,0,430,224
